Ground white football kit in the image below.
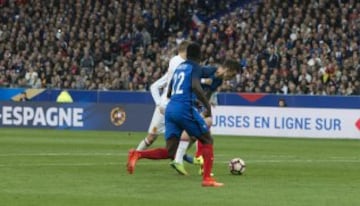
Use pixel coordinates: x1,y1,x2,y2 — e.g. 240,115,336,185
147,55,185,134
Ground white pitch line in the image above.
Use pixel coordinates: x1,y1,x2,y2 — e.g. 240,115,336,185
0,153,122,157
0,153,359,161
0,162,120,167
248,159,360,163
0,159,360,168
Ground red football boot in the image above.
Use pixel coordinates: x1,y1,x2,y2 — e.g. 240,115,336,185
201,177,224,187
127,149,140,174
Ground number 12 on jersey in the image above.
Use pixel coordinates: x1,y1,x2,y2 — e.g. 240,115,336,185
171,71,185,95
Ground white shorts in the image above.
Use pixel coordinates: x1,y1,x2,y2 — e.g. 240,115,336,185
147,106,165,134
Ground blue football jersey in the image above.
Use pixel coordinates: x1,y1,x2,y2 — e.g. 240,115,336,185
165,60,209,140
169,60,202,106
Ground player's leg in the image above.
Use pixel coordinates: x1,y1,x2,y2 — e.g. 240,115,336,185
136,107,164,150
174,116,212,175
127,139,178,174
136,133,157,151
195,116,212,157
166,112,189,175
171,109,206,171
182,108,223,186
195,116,213,174
127,115,179,174
173,132,203,167
196,133,223,186
173,130,192,164
127,147,169,174
165,136,180,159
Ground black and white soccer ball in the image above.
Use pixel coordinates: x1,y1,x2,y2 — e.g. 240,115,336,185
228,158,246,175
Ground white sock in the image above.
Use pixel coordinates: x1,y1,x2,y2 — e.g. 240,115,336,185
136,138,150,151
174,140,189,164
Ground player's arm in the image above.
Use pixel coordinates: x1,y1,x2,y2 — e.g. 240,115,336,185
200,65,218,100
192,72,212,117
166,79,173,99
150,72,168,106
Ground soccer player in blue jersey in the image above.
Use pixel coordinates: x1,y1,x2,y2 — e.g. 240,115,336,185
127,42,224,187
171,60,240,175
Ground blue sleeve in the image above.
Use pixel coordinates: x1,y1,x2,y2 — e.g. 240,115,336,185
201,66,217,78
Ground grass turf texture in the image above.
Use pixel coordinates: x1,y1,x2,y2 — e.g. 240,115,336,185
0,129,359,206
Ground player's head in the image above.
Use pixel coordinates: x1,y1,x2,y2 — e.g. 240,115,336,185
186,42,201,63
178,40,190,59
217,59,240,80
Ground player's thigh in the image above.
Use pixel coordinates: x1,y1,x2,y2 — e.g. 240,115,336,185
148,107,165,134
181,108,209,139
164,114,182,141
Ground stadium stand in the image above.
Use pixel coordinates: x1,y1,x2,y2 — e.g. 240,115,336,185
0,0,359,95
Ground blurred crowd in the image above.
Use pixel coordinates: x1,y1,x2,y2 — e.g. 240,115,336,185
0,0,359,95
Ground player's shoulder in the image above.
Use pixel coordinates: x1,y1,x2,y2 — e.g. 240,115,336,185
169,55,185,64
201,65,217,77
168,55,186,72
182,60,199,68
182,60,202,77
169,55,185,66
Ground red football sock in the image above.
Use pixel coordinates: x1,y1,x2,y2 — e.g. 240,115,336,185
202,144,214,179
195,140,204,158
138,148,169,159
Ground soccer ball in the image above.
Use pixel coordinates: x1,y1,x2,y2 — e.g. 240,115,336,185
229,158,246,175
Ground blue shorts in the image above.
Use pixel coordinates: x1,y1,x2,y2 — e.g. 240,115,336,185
165,104,208,140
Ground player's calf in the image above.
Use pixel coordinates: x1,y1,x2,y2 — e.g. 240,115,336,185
136,134,158,151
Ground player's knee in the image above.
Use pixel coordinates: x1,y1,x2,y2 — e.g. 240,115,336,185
204,137,213,145
180,131,190,141
198,133,213,145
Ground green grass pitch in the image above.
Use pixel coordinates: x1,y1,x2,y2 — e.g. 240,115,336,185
0,128,359,206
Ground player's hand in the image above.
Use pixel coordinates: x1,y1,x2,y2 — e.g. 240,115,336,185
202,109,212,118
204,116,213,128
159,106,165,114
201,78,213,85
158,100,168,115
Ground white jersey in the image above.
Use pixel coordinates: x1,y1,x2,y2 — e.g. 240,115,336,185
147,55,185,134
150,55,185,106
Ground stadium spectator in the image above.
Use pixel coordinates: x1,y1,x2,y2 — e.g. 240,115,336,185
0,0,358,96
278,98,287,107
18,91,29,101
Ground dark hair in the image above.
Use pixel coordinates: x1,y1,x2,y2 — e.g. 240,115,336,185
186,42,201,62
222,59,240,73
278,98,287,107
